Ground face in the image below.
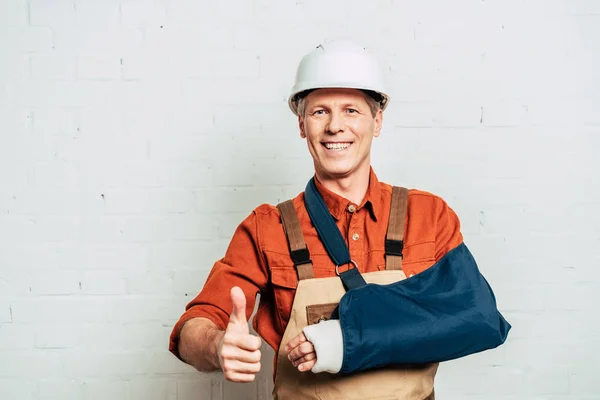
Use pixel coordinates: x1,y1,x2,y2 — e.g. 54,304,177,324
299,88,383,181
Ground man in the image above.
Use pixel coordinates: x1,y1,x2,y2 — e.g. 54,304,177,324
169,41,508,399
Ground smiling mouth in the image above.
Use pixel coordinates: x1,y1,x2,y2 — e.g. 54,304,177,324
322,142,352,151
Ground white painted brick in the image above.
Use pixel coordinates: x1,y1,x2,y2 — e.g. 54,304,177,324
0,379,36,400
437,363,526,395
80,270,127,295
147,351,196,374
0,267,32,295
35,324,81,349
171,269,210,296
30,270,81,295
31,53,77,80
78,217,124,243
213,103,295,133
0,298,12,323
176,377,215,400
148,135,214,162
103,189,194,215
32,164,79,189
104,296,182,323
0,109,33,137
0,350,62,378
53,28,144,53
0,54,30,80
78,244,149,270
30,216,81,242
181,77,279,106
215,212,249,240
223,378,260,400
74,3,120,27
194,186,284,214
0,0,28,26
126,270,174,295
0,323,35,349
121,1,167,27
29,0,75,26
251,160,314,186
543,283,597,311
0,136,54,164
0,163,27,189
523,367,570,395
31,108,78,136
148,241,226,270
77,54,122,80
570,371,598,396
62,351,148,377
39,380,83,400
53,137,148,167
0,27,53,53
129,378,177,400
211,51,260,79
12,190,103,216
563,1,600,15
83,380,130,400
11,297,106,323
77,322,170,352
3,80,80,107
393,101,483,128
0,216,37,243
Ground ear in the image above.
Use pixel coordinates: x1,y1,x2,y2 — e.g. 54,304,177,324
299,115,306,138
373,109,383,138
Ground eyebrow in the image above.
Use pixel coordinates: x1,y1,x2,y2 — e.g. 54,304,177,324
309,102,363,110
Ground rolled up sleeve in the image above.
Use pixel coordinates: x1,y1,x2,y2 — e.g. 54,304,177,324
169,210,268,360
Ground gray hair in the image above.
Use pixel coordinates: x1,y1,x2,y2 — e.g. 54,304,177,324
296,90,382,118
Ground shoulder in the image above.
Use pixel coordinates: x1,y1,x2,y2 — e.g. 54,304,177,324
408,188,452,214
248,191,305,226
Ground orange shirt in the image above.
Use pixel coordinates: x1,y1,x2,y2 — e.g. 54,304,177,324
169,168,463,359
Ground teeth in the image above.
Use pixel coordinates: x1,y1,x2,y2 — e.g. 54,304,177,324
324,143,350,151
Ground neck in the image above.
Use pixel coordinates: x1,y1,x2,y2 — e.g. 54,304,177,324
315,164,371,205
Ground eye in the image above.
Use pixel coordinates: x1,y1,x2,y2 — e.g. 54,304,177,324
346,108,358,114
313,109,326,115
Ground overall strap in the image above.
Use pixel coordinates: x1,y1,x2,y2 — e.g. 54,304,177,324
277,200,314,280
385,186,409,271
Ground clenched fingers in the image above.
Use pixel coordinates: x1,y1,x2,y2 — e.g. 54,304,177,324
297,358,317,372
221,359,262,375
223,333,262,352
287,341,315,363
285,332,307,353
220,346,261,364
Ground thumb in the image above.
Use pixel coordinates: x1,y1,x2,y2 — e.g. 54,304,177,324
229,286,248,326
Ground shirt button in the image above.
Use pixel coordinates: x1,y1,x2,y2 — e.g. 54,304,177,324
352,232,360,241
348,204,356,213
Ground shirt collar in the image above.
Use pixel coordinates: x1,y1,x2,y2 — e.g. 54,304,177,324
312,167,382,222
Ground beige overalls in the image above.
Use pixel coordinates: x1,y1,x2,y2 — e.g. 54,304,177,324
273,187,438,400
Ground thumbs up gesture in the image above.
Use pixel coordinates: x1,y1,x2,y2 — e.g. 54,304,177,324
217,287,263,382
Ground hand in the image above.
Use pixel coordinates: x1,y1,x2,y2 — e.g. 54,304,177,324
285,332,317,372
217,287,262,382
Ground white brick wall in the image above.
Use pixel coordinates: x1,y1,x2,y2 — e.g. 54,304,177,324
1,1,598,399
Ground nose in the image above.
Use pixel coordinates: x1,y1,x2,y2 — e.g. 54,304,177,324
326,111,344,135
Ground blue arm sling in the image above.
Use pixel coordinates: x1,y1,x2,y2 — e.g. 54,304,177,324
304,178,511,374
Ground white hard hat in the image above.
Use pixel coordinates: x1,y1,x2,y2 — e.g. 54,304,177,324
288,40,390,116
